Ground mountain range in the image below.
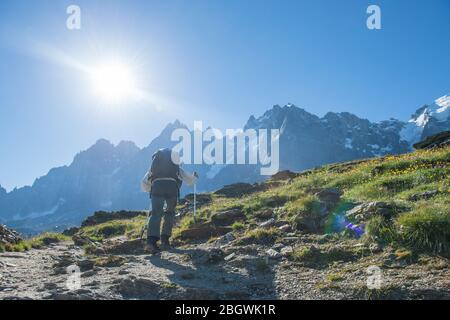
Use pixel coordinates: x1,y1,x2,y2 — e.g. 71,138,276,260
1,94,449,234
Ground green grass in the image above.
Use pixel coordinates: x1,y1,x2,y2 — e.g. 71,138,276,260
56,146,449,255
396,204,449,252
231,221,245,230
0,232,70,252
237,228,280,245
79,217,145,242
365,215,397,244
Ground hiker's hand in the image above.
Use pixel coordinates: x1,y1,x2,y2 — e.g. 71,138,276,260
193,171,199,178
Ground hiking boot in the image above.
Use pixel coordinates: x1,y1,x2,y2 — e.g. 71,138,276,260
160,235,171,250
144,237,161,254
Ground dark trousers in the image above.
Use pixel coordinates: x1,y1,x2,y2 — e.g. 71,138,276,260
147,195,177,242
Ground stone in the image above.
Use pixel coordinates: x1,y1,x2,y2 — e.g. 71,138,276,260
314,188,342,209
215,232,236,246
294,201,328,233
224,253,236,261
81,270,96,278
270,170,298,181
272,243,285,251
101,239,144,255
266,249,282,259
413,131,450,150
72,234,94,247
195,248,225,264
278,224,292,233
214,183,265,198
280,246,294,256
179,225,232,240
116,277,160,299
259,218,276,229
408,190,439,202
211,209,246,226
255,209,274,220
345,202,402,223
94,255,126,268
77,259,95,271
0,225,22,245
369,242,382,253
62,227,79,237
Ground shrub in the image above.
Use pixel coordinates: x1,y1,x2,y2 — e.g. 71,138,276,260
231,222,245,230
29,233,70,248
238,228,279,245
365,216,397,244
396,205,449,252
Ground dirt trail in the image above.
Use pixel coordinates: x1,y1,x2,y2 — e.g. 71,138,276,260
0,238,449,300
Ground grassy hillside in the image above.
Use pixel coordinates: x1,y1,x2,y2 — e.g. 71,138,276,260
169,147,449,253
2,147,449,256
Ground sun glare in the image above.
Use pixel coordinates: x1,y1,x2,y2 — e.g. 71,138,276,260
90,61,136,103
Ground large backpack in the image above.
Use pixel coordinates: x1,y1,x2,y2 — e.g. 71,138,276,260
150,149,182,188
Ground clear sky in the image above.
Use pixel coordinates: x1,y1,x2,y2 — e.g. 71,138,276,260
0,0,449,191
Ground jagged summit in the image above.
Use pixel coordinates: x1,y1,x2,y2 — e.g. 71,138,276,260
0,185,6,196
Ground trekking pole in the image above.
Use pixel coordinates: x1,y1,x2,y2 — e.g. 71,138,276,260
140,209,151,240
193,183,197,223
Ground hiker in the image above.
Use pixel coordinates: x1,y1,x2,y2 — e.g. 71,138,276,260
141,148,198,254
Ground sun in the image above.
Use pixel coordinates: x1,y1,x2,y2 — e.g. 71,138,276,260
90,60,136,103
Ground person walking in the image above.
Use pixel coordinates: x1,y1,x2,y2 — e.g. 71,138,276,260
141,148,198,254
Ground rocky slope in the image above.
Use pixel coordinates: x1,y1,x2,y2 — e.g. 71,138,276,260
1,95,449,234
1,145,448,300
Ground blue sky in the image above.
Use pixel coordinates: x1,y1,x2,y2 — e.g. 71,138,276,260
0,0,449,191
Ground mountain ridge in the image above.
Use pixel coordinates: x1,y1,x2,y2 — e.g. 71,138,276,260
1,94,449,234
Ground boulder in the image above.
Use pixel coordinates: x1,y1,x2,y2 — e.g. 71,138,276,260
62,227,79,237
259,218,276,229
280,246,294,256
211,209,246,226
294,202,328,233
72,234,96,247
345,202,402,223
254,209,274,220
0,225,22,245
278,224,292,233
77,259,95,271
194,248,225,264
270,170,298,181
266,248,282,259
116,276,160,299
314,188,342,209
408,190,439,202
101,239,145,255
180,193,212,206
179,225,233,240
214,183,264,198
215,232,236,246
413,131,450,150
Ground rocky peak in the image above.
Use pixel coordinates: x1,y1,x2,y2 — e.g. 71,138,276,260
116,141,140,156
245,103,318,130
0,185,6,196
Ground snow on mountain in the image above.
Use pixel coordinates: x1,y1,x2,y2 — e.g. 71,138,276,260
400,94,450,147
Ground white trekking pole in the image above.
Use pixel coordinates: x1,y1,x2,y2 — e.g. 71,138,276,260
193,183,197,223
